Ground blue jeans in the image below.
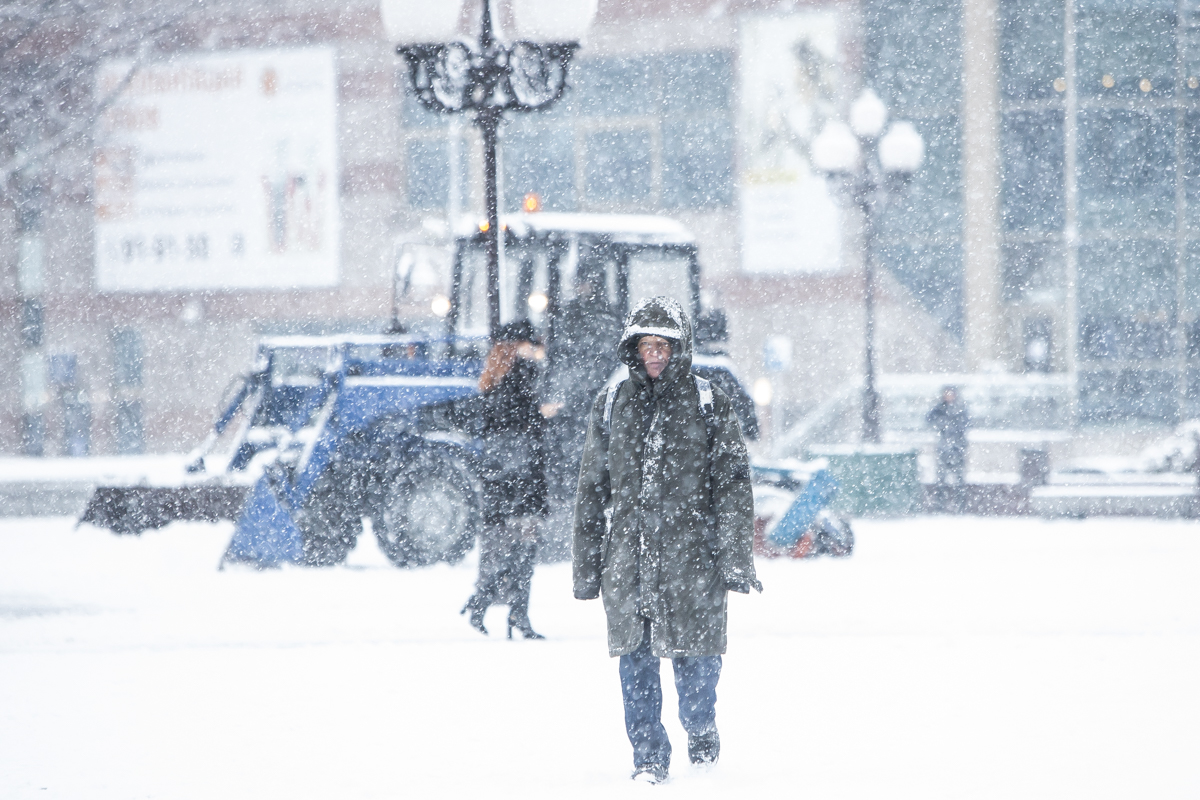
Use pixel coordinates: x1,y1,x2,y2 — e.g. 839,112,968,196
619,619,721,769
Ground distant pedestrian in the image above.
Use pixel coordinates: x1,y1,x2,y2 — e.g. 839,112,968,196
460,320,549,640
543,269,621,496
927,385,969,487
573,296,761,784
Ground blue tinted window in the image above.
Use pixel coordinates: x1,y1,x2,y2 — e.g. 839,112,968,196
1182,111,1200,230
112,328,143,387
874,238,964,339
407,136,468,211
1002,241,1064,302
864,0,963,112
662,118,734,209
1078,237,1175,360
572,57,660,117
1187,242,1200,315
1075,2,1175,99
502,126,576,212
585,129,653,204
1000,0,1065,101
659,52,732,115
1077,109,1174,232
1001,111,1065,232
400,86,449,130
878,114,963,240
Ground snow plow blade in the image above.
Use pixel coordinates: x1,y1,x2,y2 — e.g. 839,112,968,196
80,486,248,535
219,478,305,568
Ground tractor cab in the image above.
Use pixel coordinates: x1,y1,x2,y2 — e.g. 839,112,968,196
450,212,702,346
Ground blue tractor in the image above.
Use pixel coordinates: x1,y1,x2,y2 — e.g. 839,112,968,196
82,213,759,568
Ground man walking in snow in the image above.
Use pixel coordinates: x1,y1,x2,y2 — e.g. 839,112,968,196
573,296,761,784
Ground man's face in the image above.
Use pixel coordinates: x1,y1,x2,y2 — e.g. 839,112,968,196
638,335,672,379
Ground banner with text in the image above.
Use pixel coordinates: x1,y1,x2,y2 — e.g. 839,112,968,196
738,12,843,275
94,47,339,291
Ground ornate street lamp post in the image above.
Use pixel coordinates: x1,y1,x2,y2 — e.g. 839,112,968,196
380,0,596,338
812,89,925,444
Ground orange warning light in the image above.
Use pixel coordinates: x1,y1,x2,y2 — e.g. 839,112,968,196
479,220,490,232
522,193,542,213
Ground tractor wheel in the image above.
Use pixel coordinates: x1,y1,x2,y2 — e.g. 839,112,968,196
370,451,479,568
297,463,363,566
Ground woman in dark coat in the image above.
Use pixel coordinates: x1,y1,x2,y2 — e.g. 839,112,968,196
460,320,549,639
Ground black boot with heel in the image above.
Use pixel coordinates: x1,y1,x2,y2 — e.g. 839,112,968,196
460,595,489,636
506,604,544,640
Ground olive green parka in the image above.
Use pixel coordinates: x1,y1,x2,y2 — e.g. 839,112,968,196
572,296,760,658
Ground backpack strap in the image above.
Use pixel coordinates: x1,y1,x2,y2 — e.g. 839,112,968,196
694,374,716,451
694,375,714,420
603,378,625,436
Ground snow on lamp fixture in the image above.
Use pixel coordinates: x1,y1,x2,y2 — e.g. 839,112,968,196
379,0,462,43
879,121,925,174
849,89,888,139
381,0,590,339
513,0,597,41
811,121,861,174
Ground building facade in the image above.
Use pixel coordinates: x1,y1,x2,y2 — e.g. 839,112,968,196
1,0,1191,458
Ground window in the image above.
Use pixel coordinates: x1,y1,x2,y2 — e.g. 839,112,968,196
585,129,653,204
401,89,450,130
1079,369,1178,422
407,135,469,211
572,57,659,117
115,399,144,455
662,118,734,209
1002,242,1064,303
878,115,963,240
874,238,965,339
1075,1,1175,99
501,125,576,212
1001,111,1065,233
864,0,963,112
999,0,1064,101
112,329,142,387
660,52,732,115
1078,238,1175,360
1182,111,1200,230
1077,109,1175,232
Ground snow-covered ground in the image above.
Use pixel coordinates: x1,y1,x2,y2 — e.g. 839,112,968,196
1,516,1197,799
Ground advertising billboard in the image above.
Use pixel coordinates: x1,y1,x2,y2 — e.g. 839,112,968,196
738,12,843,274
94,47,339,291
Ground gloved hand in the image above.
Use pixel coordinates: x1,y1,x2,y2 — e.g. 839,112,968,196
725,578,763,594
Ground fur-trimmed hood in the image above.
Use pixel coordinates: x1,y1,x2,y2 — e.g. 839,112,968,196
618,296,693,385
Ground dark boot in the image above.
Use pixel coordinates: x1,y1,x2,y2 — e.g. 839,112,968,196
631,763,668,784
506,603,544,640
688,730,719,765
460,594,489,635
505,539,542,639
